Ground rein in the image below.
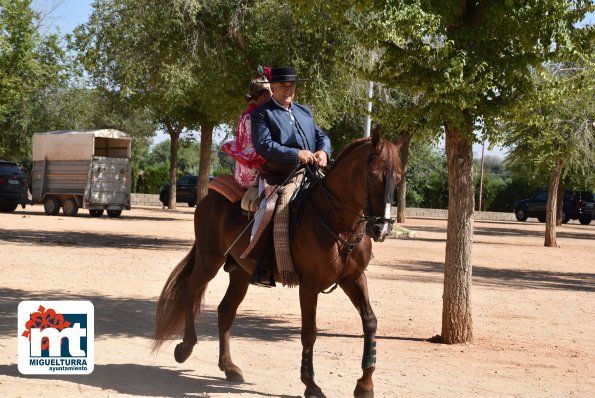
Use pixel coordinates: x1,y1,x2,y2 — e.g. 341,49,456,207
306,143,396,293
304,164,367,247
311,143,396,236
223,164,302,257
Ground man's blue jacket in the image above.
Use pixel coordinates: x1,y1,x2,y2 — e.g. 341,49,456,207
251,99,331,165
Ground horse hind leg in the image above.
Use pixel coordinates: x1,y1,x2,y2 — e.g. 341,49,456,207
174,252,222,363
217,268,251,382
340,274,377,398
154,244,202,362
173,290,202,363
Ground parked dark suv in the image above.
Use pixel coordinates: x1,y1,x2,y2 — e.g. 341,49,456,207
0,160,29,213
513,190,594,225
571,191,595,225
159,175,214,207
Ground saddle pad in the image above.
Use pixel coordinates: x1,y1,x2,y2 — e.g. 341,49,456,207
208,175,246,203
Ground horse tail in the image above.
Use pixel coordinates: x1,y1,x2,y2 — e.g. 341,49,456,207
153,242,203,352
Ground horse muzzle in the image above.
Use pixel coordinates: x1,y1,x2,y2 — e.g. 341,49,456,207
365,203,394,242
366,221,392,242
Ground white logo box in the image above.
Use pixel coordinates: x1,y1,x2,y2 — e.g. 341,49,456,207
18,301,94,375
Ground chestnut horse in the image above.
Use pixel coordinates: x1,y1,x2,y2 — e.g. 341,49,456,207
154,127,402,398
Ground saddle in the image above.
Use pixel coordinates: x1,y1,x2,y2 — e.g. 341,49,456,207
207,175,259,213
207,175,279,270
208,166,320,287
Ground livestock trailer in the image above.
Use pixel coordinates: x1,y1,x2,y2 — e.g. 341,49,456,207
31,130,132,217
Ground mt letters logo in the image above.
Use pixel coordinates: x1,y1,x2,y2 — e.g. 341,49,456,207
18,301,94,374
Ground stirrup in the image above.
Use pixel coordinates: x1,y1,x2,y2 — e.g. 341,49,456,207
223,257,241,273
250,269,276,288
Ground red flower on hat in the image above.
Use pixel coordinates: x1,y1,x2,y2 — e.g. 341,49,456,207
262,66,271,80
257,65,272,81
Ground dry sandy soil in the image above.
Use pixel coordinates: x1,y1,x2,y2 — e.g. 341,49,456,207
0,205,593,398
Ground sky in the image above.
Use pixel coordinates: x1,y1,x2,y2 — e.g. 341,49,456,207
33,0,94,36
32,1,594,158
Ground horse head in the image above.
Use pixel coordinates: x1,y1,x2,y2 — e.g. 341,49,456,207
315,125,403,243
362,125,404,242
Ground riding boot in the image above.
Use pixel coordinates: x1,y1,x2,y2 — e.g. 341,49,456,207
223,256,241,273
250,257,275,287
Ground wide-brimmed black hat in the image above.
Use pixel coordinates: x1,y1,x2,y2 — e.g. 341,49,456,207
269,66,307,83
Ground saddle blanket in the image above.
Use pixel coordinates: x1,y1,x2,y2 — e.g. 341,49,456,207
210,173,301,287
208,175,246,203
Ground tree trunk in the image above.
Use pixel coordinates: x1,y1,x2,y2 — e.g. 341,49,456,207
555,183,564,226
164,119,182,209
197,122,214,203
545,159,564,247
396,132,412,223
442,124,474,344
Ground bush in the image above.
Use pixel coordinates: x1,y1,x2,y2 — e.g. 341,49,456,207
138,163,170,194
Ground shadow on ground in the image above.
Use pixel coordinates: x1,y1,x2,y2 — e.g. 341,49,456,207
375,260,595,292
0,288,300,342
0,229,192,250
405,222,594,241
9,208,185,222
0,363,300,398
474,225,594,241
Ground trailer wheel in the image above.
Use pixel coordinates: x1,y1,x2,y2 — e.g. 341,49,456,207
89,209,104,217
107,209,122,218
43,197,60,216
62,199,79,216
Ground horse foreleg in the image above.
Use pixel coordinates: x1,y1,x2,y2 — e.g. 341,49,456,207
341,274,377,398
299,286,326,398
218,268,251,382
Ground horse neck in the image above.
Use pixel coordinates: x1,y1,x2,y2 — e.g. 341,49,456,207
312,145,370,231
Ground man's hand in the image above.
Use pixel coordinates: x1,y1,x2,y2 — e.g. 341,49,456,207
314,151,328,167
297,149,316,164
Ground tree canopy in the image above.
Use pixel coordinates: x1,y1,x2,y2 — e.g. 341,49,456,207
0,0,64,159
505,64,595,190
287,0,594,343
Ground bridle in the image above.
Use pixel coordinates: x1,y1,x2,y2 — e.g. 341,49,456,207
361,152,396,236
303,141,396,294
310,141,396,245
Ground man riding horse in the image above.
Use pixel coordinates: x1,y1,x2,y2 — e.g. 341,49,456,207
244,66,332,286
154,65,403,398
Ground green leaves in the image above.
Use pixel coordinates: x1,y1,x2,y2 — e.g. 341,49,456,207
0,0,65,159
289,0,592,140
504,64,595,189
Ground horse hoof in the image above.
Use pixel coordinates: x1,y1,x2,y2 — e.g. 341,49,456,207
225,368,244,382
354,387,374,398
304,386,326,398
173,343,193,363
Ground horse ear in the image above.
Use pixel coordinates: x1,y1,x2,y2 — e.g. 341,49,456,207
393,133,407,152
371,124,382,149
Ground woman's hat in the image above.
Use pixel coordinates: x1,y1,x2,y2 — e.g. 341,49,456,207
269,66,308,83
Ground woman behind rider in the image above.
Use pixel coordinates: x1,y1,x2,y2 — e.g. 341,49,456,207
221,69,272,188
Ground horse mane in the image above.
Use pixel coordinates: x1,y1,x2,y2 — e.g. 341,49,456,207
330,136,401,175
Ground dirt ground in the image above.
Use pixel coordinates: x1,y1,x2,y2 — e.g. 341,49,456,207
0,205,593,398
